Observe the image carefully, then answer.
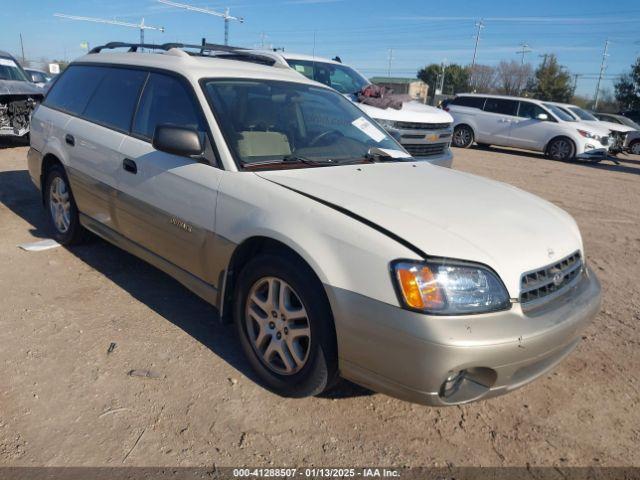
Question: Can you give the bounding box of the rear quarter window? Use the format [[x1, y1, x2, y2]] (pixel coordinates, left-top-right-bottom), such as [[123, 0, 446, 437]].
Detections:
[[452, 96, 486, 109]]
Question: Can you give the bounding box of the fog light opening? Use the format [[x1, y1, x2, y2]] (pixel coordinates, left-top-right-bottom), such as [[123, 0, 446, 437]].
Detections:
[[441, 370, 466, 398]]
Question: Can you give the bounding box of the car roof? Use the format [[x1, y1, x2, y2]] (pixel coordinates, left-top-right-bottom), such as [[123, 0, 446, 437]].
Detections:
[[456, 93, 547, 103], [0, 50, 16, 60], [74, 49, 325, 87], [280, 52, 342, 65]]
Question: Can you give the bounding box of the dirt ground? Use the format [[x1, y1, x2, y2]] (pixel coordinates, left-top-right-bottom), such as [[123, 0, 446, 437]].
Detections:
[[0, 139, 639, 468]]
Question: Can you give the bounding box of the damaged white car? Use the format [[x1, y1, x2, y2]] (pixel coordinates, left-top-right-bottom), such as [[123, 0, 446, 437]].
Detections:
[[0, 50, 43, 139]]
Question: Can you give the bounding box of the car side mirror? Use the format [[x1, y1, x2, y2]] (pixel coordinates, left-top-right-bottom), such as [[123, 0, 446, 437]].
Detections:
[[536, 113, 549, 121], [152, 125, 204, 159]]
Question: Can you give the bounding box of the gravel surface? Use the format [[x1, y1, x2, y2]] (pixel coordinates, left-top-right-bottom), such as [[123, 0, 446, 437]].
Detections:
[[1, 142, 638, 467]]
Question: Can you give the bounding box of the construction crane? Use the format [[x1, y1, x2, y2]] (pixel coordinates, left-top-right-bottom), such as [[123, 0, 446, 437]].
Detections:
[[157, 0, 243, 46], [54, 14, 165, 46]]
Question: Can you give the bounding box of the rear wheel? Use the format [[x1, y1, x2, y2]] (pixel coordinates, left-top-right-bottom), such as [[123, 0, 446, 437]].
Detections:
[[547, 137, 576, 161], [452, 125, 474, 148], [44, 165, 87, 245], [234, 253, 338, 397]]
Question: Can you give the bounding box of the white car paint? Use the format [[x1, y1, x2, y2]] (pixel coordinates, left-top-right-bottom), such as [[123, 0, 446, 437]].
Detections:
[[448, 94, 611, 159]]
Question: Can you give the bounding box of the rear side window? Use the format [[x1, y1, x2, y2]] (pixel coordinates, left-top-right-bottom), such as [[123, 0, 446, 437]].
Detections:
[[43, 65, 105, 115], [82, 68, 148, 132], [132, 73, 206, 140], [452, 96, 486, 109], [484, 98, 518, 116]]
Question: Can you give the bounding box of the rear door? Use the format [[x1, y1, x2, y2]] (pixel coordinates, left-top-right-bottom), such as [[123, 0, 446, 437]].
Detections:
[[478, 98, 519, 145], [508, 101, 558, 151], [42, 65, 147, 229], [116, 72, 223, 283]]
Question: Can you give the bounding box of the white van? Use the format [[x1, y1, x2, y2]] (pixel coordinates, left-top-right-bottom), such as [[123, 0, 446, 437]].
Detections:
[[252, 51, 454, 168], [447, 94, 612, 161]]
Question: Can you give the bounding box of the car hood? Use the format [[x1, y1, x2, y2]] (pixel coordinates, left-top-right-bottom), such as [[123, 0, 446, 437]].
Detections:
[[586, 120, 636, 133], [572, 121, 611, 137], [256, 162, 583, 297], [352, 97, 453, 124], [0, 79, 43, 96]]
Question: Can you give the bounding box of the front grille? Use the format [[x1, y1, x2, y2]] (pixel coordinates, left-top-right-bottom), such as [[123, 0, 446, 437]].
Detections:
[[520, 251, 583, 308], [404, 142, 447, 157], [395, 121, 452, 131]]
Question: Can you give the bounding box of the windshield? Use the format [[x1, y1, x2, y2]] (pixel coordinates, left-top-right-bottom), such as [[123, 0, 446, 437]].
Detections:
[[569, 106, 598, 121], [543, 103, 576, 122], [203, 79, 404, 167], [619, 117, 640, 129], [285, 59, 370, 95], [0, 57, 29, 82]]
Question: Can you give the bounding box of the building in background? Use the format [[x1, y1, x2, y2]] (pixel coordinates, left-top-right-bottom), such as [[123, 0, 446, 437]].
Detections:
[[369, 77, 429, 103]]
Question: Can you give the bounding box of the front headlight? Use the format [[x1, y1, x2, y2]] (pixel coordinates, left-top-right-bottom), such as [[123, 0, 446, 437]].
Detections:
[[392, 259, 511, 315], [376, 119, 398, 130], [577, 129, 603, 142]]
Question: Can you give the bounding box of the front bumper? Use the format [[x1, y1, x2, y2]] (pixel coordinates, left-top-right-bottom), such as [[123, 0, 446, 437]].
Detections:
[[327, 267, 601, 406]]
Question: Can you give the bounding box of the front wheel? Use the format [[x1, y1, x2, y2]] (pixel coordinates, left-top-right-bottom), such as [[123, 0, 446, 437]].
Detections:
[[44, 165, 87, 245], [234, 253, 338, 398], [630, 140, 640, 156], [452, 125, 474, 148], [547, 137, 576, 161]]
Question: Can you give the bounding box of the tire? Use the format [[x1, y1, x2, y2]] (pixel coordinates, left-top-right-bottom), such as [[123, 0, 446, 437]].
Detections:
[[630, 140, 640, 156], [452, 125, 474, 148], [547, 137, 576, 161], [43, 164, 87, 245], [233, 253, 338, 398]]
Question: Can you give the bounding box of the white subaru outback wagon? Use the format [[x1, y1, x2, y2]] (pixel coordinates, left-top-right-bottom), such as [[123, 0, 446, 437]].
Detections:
[[27, 42, 601, 406]]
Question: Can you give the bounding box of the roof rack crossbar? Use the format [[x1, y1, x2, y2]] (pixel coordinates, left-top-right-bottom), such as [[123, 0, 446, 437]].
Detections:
[[88, 41, 284, 68]]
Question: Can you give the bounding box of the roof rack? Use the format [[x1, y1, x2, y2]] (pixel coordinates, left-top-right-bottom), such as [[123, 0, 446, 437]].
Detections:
[[88, 40, 288, 68]]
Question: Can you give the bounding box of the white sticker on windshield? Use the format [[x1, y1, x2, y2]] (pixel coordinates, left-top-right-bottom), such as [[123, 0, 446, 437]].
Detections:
[[352, 116, 386, 143], [0, 58, 18, 68]]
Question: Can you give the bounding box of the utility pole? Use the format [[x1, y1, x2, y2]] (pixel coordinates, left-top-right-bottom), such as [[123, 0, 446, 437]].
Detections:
[[573, 73, 580, 94], [439, 61, 446, 94], [19, 33, 25, 64], [387, 48, 394, 78], [259, 32, 267, 49], [539, 53, 549, 68], [54, 14, 164, 47], [594, 39, 610, 110], [471, 19, 484, 70], [516, 42, 532, 65], [157, 0, 243, 46]]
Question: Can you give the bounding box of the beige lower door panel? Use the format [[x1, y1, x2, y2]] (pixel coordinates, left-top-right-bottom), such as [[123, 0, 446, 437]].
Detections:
[[116, 136, 224, 285]]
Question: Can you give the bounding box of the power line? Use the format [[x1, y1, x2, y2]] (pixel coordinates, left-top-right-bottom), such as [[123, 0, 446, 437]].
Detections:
[[157, 0, 243, 46], [53, 13, 164, 46]]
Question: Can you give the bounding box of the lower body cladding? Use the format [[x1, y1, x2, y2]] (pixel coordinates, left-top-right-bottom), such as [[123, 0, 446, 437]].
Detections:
[[327, 267, 601, 406], [576, 147, 608, 161]]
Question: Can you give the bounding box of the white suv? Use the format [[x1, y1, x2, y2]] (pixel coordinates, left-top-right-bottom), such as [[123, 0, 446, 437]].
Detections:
[[27, 42, 601, 406], [249, 51, 454, 168], [447, 94, 612, 161]]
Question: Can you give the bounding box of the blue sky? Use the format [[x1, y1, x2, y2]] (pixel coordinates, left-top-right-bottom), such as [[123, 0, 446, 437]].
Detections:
[[2, 0, 640, 96]]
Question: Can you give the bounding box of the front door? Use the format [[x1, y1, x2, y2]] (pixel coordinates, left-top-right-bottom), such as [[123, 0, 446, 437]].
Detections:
[[509, 101, 557, 151], [115, 72, 223, 284]]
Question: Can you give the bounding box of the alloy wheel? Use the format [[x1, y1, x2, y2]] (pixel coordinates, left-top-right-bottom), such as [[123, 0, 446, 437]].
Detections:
[[49, 176, 71, 233], [549, 139, 572, 160], [245, 276, 311, 375], [453, 126, 472, 147], [631, 142, 640, 155]]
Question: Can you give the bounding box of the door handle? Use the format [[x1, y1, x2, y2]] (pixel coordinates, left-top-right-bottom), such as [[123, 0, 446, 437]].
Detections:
[[122, 158, 137, 174], [65, 134, 75, 146]]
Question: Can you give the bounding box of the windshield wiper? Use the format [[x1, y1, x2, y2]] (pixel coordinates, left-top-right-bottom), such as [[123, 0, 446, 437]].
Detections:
[[242, 154, 337, 170], [361, 147, 412, 163]]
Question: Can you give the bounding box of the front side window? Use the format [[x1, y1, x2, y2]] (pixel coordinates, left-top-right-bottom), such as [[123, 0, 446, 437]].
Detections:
[[518, 102, 549, 120], [0, 57, 29, 82], [286, 59, 369, 95], [483, 98, 518, 116], [83, 68, 148, 132], [133, 73, 206, 140], [203, 79, 403, 166], [569, 106, 598, 121]]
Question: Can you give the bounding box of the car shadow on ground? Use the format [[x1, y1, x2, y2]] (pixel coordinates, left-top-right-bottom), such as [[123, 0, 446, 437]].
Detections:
[[0, 168, 373, 401], [469, 145, 640, 176]]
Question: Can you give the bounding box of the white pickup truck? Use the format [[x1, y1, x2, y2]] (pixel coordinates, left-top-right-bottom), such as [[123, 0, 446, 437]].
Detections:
[[252, 51, 454, 168]]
